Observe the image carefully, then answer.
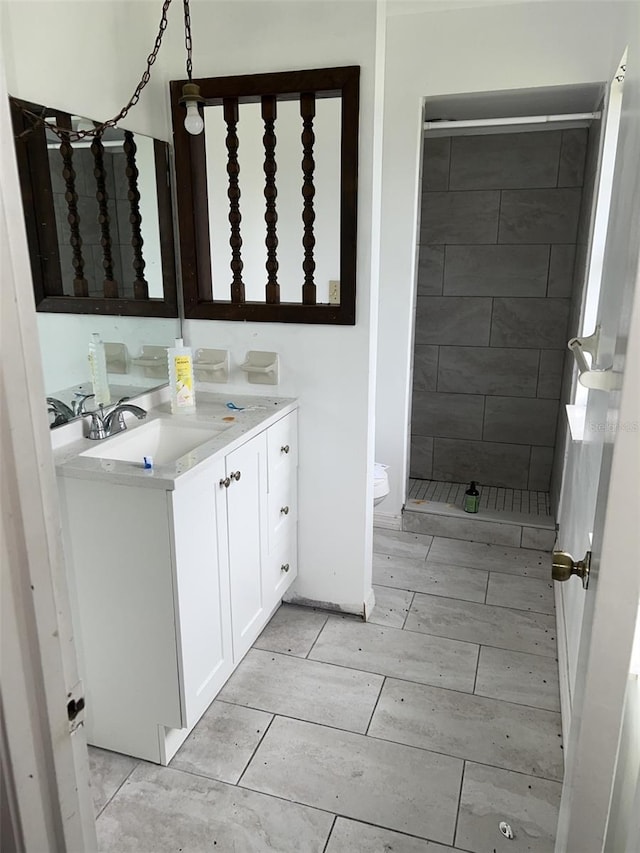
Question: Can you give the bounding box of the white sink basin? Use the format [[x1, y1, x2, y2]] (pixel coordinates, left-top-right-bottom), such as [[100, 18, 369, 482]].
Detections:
[[80, 419, 229, 466]]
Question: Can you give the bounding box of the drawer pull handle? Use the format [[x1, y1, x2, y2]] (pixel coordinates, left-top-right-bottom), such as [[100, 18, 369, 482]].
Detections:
[[230, 470, 242, 482], [219, 477, 231, 488], [281, 444, 290, 454], [280, 506, 290, 515], [281, 563, 290, 573]]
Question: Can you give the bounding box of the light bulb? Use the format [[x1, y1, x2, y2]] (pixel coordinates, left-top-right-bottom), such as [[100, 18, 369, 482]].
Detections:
[[184, 102, 204, 135]]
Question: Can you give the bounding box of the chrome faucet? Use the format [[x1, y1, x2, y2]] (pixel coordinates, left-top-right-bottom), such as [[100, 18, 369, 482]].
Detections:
[[73, 392, 96, 416], [47, 392, 96, 427], [84, 398, 147, 440], [47, 397, 75, 423]]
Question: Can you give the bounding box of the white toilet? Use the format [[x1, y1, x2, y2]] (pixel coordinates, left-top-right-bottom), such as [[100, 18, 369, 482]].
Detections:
[[373, 463, 390, 506]]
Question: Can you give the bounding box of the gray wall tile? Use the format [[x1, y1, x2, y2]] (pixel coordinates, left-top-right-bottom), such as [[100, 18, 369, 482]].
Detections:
[[557, 129, 588, 187], [412, 391, 484, 439], [583, 118, 602, 184], [415, 296, 492, 346], [438, 346, 539, 397], [528, 446, 554, 491], [449, 131, 561, 190], [421, 190, 500, 244], [444, 245, 550, 297], [537, 350, 566, 399], [498, 188, 582, 244], [576, 156, 598, 246], [412, 345, 438, 392], [490, 298, 570, 349], [548, 245, 576, 297], [433, 438, 531, 489], [422, 137, 450, 190], [410, 436, 433, 479], [483, 397, 559, 446], [412, 130, 585, 491], [417, 245, 444, 296]]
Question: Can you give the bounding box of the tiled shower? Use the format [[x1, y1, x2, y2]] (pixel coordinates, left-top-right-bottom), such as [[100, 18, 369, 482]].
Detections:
[[411, 128, 590, 500]]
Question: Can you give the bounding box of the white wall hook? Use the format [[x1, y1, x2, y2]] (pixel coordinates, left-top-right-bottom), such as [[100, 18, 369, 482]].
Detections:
[[240, 351, 279, 385], [568, 326, 622, 392], [193, 348, 229, 383]]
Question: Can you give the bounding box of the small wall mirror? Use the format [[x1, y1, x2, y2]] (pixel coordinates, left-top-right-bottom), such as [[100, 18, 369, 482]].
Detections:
[[9, 97, 181, 426], [171, 66, 359, 324]]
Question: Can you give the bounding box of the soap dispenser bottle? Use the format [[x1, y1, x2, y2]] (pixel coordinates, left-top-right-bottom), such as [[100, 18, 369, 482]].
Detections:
[[88, 332, 111, 406], [464, 481, 480, 513], [168, 338, 196, 414]]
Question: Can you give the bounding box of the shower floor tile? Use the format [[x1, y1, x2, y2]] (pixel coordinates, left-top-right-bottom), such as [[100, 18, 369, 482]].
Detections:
[[408, 478, 551, 516]]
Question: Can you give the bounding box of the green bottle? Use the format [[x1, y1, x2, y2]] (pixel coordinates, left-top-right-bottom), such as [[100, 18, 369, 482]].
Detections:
[[464, 481, 480, 513]]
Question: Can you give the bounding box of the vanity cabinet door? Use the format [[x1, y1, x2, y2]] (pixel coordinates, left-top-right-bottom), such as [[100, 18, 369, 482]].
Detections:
[[219, 432, 268, 663], [170, 458, 233, 729]]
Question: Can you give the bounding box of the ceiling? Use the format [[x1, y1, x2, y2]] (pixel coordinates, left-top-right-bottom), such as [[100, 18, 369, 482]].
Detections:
[[423, 82, 605, 121]]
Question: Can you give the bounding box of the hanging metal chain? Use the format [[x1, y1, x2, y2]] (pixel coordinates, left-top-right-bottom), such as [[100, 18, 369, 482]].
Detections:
[[183, 0, 193, 80], [16, 0, 176, 142]]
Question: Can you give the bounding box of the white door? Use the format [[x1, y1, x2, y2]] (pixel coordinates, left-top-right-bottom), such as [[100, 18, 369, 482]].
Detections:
[[554, 50, 640, 851], [0, 61, 97, 850]]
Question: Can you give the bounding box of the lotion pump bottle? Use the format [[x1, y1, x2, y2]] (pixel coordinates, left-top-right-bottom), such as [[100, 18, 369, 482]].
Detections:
[[168, 338, 196, 414], [464, 481, 480, 513], [88, 332, 111, 406]]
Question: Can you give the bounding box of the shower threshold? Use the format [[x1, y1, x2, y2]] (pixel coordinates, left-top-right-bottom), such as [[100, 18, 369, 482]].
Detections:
[[404, 479, 556, 550]]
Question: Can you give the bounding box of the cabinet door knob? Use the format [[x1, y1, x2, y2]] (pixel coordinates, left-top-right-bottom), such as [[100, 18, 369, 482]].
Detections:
[[280, 444, 290, 454], [230, 470, 242, 482], [219, 477, 231, 488], [281, 563, 290, 572], [280, 506, 289, 515]]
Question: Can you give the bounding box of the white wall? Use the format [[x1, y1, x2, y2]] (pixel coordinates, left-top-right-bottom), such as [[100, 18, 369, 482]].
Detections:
[[376, 0, 633, 519], [4, 0, 380, 614]]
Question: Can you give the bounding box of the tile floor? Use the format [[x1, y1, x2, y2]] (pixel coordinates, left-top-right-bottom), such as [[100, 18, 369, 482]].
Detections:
[[90, 529, 562, 852], [408, 479, 552, 517]]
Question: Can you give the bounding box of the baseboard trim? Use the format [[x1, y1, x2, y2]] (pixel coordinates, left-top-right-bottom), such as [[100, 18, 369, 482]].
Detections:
[[555, 581, 572, 766], [363, 587, 376, 622], [373, 511, 402, 530], [283, 591, 365, 619]]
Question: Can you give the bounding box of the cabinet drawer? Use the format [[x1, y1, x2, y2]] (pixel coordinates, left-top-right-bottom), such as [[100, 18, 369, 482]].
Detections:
[[268, 473, 297, 551], [267, 410, 298, 486], [265, 536, 298, 605]]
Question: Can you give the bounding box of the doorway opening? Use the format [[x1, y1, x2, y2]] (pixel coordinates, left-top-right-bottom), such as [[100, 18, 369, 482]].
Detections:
[[407, 83, 606, 547]]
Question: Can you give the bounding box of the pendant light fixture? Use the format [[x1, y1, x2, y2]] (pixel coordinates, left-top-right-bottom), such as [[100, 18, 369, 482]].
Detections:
[[14, 0, 202, 141], [178, 0, 205, 135]]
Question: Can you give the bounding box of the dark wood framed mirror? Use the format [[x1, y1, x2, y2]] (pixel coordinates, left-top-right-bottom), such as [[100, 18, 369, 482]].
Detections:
[[10, 97, 179, 317], [170, 66, 359, 325]]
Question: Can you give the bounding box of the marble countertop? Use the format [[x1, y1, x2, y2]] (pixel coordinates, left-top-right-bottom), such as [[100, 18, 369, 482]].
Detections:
[[54, 391, 297, 490]]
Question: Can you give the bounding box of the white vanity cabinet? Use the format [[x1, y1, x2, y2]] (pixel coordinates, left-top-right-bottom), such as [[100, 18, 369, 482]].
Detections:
[[57, 405, 297, 765]]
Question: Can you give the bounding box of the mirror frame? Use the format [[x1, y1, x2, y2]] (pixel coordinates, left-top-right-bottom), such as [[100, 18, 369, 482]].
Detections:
[[10, 96, 179, 318], [170, 66, 359, 325]]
